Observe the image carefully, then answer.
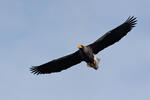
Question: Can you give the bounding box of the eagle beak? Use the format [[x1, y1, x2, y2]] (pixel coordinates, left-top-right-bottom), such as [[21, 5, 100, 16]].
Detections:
[[78, 45, 82, 49]]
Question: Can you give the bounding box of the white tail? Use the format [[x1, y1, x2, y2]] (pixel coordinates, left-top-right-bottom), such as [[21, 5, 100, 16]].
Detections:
[[95, 57, 100, 64]]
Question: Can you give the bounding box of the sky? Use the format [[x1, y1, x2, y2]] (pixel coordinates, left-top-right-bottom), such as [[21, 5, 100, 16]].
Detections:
[[0, 0, 150, 100]]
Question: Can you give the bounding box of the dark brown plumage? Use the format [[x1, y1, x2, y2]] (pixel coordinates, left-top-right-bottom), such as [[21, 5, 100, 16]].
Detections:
[[30, 16, 137, 75], [87, 16, 137, 54], [30, 51, 82, 74]]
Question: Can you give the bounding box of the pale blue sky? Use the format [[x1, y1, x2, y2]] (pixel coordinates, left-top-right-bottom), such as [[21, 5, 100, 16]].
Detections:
[[0, 0, 150, 100]]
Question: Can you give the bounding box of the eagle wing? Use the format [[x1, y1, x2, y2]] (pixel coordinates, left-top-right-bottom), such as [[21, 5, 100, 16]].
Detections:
[[30, 50, 82, 75], [87, 16, 137, 54]]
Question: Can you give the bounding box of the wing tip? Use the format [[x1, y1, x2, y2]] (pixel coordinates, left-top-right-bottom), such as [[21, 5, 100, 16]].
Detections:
[[30, 66, 41, 75], [125, 16, 137, 28]]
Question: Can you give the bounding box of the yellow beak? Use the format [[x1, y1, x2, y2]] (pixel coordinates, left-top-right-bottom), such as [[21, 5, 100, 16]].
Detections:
[[78, 45, 82, 49]]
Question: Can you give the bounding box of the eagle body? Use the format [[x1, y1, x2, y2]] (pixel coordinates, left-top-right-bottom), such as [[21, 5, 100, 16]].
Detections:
[[78, 45, 99, 70], [30, 16, 137, 75], [79, 46, 94, 63]]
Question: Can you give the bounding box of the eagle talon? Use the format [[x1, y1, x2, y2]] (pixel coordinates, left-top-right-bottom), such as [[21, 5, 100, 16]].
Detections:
[[90, 63, 95, 67]]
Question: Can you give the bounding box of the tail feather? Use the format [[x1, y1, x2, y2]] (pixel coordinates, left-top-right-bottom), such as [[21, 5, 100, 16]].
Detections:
[[95, 57, 100, 64]]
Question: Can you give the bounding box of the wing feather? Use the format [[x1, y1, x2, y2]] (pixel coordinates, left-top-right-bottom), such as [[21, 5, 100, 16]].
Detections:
[[30, 50, 82, 75], [88, 16, 137, 54]]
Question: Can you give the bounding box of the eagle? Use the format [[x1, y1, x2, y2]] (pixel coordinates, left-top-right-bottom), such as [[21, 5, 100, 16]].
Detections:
[[30, 16, 137, 75]]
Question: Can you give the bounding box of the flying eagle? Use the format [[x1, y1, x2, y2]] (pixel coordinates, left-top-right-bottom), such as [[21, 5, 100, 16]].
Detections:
[[30, 16, 137, 75]]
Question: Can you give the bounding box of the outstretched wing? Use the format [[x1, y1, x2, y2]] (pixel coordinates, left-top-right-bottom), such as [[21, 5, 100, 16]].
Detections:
[[30, 50, 82, 75], [88, 16, 137, 54]]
